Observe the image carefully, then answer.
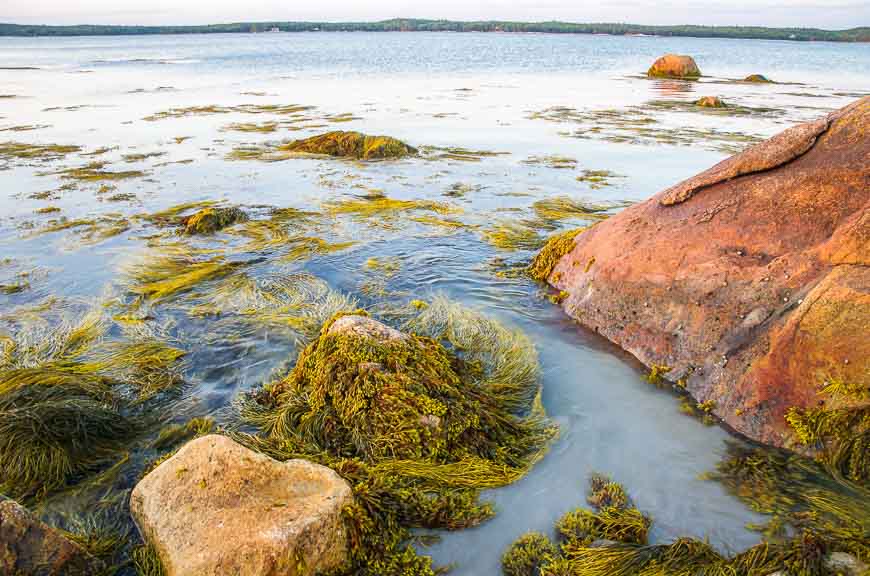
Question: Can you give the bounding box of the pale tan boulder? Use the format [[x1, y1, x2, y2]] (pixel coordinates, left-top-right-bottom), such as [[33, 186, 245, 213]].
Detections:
[[130, 434, 353, 576]]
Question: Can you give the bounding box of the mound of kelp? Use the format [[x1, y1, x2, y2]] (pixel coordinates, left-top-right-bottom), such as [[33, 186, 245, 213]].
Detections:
[[281, 130, 417, 160], [502, 444, 870, 576], [233, 296, 556, 575]]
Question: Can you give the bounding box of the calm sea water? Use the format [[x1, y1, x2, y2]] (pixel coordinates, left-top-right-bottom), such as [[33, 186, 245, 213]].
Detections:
[[1, 32, 868, 574]]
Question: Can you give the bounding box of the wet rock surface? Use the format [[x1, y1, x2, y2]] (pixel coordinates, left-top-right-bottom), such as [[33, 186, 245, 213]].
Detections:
[[546, 97, 870, 448], [0, 499, 102, 576], [131, 434, 353, 576]]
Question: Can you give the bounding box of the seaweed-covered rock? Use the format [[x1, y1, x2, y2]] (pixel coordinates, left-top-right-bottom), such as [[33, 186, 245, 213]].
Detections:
[[181, 206, 248, 235], [0, 499, 102, 575], [647, 54, 701, 79], [696, 96, 727, 108], [130, 434, 353, 576], [281, 131, 417, 160], [248, 305, 554, 573], [541, 97, 870, 450], [744, 74, 773, 83]]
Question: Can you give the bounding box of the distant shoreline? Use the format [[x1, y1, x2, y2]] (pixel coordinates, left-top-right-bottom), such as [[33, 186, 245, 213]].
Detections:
[[1, 19, 867, 42]]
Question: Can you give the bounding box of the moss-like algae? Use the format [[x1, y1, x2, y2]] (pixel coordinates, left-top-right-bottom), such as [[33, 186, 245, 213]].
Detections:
[[527, 228, 584, 282], [181, 207, 249, 235], [282, 131, 417, 160]]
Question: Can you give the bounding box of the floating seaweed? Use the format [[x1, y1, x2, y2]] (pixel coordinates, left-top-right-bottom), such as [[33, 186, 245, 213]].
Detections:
[[421, 145, 511, 162], [181, 207, 249, 235], [49, 161, 147, 182], [482, 221, 545, 251], [0, 302, 187, 499], [0, 141, 81, 162], [575, 169, 625, 190], [522, 155, 578, 170], [502, 446, 870, 576]]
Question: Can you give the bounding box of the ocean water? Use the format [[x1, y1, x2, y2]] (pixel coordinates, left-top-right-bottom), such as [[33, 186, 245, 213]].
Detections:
[[1, 31, 868, 574]]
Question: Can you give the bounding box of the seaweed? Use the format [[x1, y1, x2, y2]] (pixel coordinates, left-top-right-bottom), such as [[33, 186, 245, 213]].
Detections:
[[532, 197, 627, 223], [482, 221, 544, 251], [527, 228, 584, 282], [0, 141, 81, 161], [324, 194, 455, 219], [421, 146, 511, 162], [503, 446, 870, 576], [0, 304, 187, 498], [575, 170, 625, 190], [51, 161, 147, 182], [522, 155, 578, 170]]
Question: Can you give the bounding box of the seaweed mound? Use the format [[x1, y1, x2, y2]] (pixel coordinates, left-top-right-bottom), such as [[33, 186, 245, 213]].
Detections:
[[647, 54, 701, 79], [696, 96, 727, 108], [281, 131, 417, 160], [239, 302, 555, 574], [181, 207, 248, 235]]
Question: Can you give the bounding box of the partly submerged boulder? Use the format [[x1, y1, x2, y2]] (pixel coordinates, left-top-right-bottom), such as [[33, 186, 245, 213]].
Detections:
[[744, 74, 773, 83], [540, 97, 870, 450], [130, 434, 353, 576], [181, 206, 248, 235], [695, 96, 727, 108], [647, 54, 701, 79], [281, 131, 417, 160], [0, 499, 103, 575]]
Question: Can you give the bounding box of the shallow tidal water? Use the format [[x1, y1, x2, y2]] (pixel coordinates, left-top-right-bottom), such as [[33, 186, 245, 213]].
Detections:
[[1, 31, 868, 574]]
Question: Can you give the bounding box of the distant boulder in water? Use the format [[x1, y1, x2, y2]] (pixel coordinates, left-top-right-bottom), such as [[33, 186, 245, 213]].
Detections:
[[695, 96, 727, 108], [743, 74, 773, 83], [281, 130, 417, 160], [647, 54, 701, 79]]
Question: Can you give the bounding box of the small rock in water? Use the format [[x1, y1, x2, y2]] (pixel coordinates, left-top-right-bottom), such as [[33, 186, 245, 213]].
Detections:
[[131, 435, 353, 576], [0, 499, 103, 575], [696, 96, 727, 108]]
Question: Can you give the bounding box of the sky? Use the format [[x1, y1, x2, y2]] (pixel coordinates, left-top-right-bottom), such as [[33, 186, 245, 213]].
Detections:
[[1, 0, 867, 29]]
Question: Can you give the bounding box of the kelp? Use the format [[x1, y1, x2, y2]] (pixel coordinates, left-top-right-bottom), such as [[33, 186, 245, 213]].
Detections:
[[527, 105, 765, 154], [785, 381, 870, 483], [122, 152, 166, 163], [27, 215, 130, 245], [227, 207, 321, 252], [234, 301, 555, 574], [281, 131, 417, 160], [50, 161, 146, 182], [527, 228, 584, 282], [0, 303, 187, 499], [0, 141, 81, 162], [143, 103, 315, 121], [482, 221, 544, 251], [421, 146, 511, 162], [532, 197, 627, 223], [138, 200, 217, 228], [522, 155, 578, 169], [324, 193, 455, 220], [575, 169, 625, 190], [121, 243, 245, 305], [502, 446, 870, 576]]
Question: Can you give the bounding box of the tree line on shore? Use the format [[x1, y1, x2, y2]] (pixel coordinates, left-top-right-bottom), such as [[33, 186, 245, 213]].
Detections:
[[0, 19, 868, 41]]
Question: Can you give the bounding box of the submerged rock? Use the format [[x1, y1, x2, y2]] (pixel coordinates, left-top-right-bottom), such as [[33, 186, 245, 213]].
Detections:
[[131, 434, 353, 576], [181, 206, 248, 235], [540, 96, 870, 449], [0, 499, 102, 575], [647, 54, 701, 79], [695, 96, 727, 108], [744, 74, 773, 83], [281, 131, 417, 159]]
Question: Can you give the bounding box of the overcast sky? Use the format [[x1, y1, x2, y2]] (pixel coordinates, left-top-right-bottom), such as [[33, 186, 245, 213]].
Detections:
[[1, 0, 866, 29]]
